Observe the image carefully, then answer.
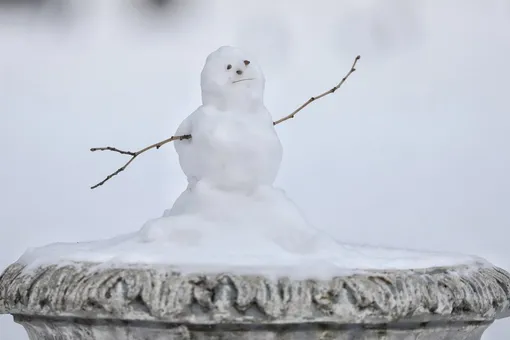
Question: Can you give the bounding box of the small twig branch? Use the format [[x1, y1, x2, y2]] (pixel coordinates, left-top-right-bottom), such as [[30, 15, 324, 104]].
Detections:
[[273, 55, 360, 126], [90, 146, 136, 156], [90, 134, 191, 189], [90, 55, 360, 189]]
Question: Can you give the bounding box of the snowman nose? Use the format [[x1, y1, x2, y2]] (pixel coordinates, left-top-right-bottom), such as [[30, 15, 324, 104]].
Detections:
[[236, 69, 243, 75]]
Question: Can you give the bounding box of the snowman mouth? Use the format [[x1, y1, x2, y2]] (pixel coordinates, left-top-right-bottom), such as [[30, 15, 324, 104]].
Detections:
[[232, 78, 255, 84]]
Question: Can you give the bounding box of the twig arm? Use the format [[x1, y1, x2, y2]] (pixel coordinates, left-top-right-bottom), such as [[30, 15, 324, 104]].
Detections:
[[273, 55, 360, 126], [89, 134, 191, 189]]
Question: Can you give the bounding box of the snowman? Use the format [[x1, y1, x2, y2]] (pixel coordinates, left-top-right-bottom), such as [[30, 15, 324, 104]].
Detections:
[[139, 46, 338, 255], [174, 45, 283, 192]]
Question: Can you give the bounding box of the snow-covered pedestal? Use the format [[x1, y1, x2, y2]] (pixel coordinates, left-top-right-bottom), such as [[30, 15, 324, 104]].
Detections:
[[1, 258, 510, 340], [2, 46, 510, 339]]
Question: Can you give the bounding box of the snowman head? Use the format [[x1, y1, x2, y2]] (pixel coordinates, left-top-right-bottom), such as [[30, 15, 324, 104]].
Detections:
[[200, 46, 265, 111]]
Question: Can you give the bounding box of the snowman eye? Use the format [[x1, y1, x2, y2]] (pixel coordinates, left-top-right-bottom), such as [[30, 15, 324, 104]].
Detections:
[[226, 64, 232, 70]]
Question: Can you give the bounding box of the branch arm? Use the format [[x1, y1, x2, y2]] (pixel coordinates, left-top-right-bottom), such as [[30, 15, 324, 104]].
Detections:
[[273, 55, 360, 126], [90, 134, 191, 189]]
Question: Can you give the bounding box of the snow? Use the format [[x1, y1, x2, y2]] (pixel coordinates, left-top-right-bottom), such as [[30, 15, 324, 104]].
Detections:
[[17, 211, 489, 280], [16, 176, 489, 279], [14, 46, 491, 280]]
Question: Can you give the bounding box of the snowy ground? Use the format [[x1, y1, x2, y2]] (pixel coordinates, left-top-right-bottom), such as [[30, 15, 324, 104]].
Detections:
[[1, 0, 510, 339]]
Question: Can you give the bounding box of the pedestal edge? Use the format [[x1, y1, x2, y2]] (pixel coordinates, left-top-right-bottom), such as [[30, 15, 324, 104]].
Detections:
[[1, 261, 510, 325]]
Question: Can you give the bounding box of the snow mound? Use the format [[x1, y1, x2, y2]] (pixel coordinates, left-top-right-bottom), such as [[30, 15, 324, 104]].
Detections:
[[17, 184, 489, 279]]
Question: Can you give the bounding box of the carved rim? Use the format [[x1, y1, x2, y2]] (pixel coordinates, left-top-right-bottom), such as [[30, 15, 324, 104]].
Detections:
[[1, 261, 510, 325]]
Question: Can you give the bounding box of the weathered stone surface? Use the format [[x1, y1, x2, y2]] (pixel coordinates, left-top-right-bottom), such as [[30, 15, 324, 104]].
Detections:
[[1, 261, 510, 339]]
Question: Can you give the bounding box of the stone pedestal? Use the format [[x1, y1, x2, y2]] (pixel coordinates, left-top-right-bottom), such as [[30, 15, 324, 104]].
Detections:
[[1, 261, 510, 339]]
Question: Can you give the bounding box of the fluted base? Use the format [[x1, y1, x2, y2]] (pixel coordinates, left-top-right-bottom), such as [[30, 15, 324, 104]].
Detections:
[[15, 315, 490, 340]]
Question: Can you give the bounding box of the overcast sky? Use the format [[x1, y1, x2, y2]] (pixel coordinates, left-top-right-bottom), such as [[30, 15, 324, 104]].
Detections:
[[1, 0, 510, 339]]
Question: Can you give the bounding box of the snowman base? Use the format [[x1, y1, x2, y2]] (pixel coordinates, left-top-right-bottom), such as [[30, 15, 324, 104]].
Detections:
[[137, 183, 341, 257]]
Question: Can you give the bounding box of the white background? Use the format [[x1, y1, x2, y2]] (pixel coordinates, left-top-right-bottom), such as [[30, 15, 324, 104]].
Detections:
[[1, 0, 509, 338]]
